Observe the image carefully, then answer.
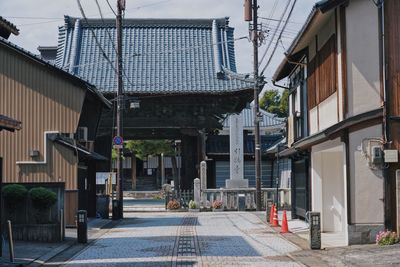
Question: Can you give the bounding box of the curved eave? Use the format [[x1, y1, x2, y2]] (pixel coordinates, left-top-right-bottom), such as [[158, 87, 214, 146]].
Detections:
[[273, 0, 347, 82]]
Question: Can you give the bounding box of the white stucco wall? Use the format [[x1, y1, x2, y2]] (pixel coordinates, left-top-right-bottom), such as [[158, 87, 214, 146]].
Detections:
[[311, 138, 347, 234], [318, 92, 339, 131], [349, 124, 384, 224], [345, 0, 381, 117], [309, 107, 318, 135]]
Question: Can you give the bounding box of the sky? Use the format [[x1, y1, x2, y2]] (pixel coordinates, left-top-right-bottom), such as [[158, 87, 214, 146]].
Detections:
[[1, 0, 316, 88]]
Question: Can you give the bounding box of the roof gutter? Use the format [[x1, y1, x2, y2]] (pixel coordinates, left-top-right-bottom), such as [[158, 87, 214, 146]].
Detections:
[[278, 107, 383, 157]]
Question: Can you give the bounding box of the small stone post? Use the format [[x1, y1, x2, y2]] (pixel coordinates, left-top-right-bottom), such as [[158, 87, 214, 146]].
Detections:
[[309, 212, 321, 250], [200, 161, 207, 205], [194, 178, 201, 208]]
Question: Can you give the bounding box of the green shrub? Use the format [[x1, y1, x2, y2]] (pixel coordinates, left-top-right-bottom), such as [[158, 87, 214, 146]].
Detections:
[[2, 184, 28, 203], [189, 200, 197, 209], [29, 187, 57, 210]]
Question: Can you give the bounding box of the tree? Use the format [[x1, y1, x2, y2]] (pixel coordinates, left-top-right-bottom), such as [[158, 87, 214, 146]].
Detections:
[[259, 89, 289, 117], [123, 140, 178, 188]]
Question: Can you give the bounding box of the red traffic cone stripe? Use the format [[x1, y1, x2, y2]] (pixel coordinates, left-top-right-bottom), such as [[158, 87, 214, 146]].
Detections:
[[280, 210, 290, 233], [269, 204, 275, 225], [271, 205, 279, 227]]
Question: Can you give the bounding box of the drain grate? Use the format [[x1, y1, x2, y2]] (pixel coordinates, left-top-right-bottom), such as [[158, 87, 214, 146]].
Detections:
[[173, 216, 200, 267]]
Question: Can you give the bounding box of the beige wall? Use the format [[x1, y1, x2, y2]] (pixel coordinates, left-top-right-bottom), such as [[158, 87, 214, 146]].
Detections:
[[0, 44, 85, 189], [345, 0, 381, 117], [349, 124, 384, 224]]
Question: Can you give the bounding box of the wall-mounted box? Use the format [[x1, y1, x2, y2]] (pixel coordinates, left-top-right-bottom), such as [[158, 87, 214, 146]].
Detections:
[[384, 149, 398, 163]]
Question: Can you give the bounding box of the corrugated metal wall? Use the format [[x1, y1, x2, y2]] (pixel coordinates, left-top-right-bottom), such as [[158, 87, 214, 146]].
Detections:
[[0, 45, 85, 189]]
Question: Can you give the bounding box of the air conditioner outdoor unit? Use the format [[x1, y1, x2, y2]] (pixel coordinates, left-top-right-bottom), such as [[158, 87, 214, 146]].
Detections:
[[77, 127, 88, 142]]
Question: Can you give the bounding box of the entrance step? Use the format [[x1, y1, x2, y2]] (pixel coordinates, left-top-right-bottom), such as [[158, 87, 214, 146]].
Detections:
[[124, 190, 163, 199], [123, 198, 166, 212]]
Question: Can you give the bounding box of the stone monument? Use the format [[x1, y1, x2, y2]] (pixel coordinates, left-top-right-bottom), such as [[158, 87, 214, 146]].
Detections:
[[226, 113, 248, 188]]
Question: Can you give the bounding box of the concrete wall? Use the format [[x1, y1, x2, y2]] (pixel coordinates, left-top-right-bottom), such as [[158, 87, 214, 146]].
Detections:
[[345, 0, 381, 117], [348, 124, 384, 224]]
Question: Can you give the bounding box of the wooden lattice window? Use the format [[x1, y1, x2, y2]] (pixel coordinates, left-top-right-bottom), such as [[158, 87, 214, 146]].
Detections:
[[318, 35, 337, 102], [306, 34, 337, 109]]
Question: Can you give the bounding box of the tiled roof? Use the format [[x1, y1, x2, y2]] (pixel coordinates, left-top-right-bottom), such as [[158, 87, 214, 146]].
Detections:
[[55, 16, 253, 94], [222, 107, 285, 129], [0, 16, 19, 37]]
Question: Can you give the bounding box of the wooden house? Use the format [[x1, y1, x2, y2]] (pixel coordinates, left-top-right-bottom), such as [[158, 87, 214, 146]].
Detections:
[[272, 0, 400, 246], [0, 34, 110, 226]]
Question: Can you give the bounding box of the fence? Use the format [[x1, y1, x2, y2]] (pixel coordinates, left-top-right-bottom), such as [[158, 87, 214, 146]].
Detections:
[[165, 190, 193, 209], [201, 188, 291, 211]]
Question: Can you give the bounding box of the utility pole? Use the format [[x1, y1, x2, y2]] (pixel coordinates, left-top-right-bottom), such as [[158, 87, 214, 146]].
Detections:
[[115, 0, 125, 220], [247, 0, 262, 211], [244, 0, 262, 211]]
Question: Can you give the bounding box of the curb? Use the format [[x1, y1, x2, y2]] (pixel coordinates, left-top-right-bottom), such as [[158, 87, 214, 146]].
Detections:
[[26, 220, 119, 267]]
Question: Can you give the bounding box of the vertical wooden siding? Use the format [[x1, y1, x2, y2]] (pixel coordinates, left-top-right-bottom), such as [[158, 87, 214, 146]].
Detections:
[[307, 34, 338, 111], [0, 44, 85, 189]]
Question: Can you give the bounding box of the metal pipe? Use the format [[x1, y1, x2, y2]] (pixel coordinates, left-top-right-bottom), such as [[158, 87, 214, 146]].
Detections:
[[7, 220, 14, 262]]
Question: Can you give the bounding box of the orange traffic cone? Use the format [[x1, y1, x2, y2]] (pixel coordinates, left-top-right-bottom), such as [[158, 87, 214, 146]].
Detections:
[[269, 204, 275, 225], [280, 210, 290, 233], [271, 205, 279, 227]]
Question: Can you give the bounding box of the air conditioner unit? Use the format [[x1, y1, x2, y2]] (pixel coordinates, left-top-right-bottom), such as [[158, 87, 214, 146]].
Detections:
[[77, 127, 88, 142]]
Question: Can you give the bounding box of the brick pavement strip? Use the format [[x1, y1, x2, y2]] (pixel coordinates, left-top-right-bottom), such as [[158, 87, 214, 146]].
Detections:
[[62, 212, 302, 267]]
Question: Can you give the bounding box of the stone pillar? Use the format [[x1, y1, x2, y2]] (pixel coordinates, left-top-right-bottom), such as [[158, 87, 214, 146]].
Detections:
[[161, 153, 165, 185], [200, 161, 207, 206], [200, 161, 207, 190], [194, 178, 201, 206], [226, 113, 248, 188], [131, 154, 136, 190]]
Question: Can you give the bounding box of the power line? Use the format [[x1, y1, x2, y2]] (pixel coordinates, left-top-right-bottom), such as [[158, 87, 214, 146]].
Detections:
[[258, 0, 292, 67], [64, 35, 249, 70], [261, 0, 298, 75], [105, 0, 117, 16], [76, 0, 118, 80], [259, 16, 302, 25]]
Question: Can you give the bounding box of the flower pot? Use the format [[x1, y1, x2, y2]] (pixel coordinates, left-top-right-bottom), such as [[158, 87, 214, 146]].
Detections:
[[188, 208, 200, 212], [212, 208, 224, 212]]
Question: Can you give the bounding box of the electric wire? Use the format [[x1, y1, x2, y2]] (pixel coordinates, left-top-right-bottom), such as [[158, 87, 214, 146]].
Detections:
[[258, 0, 291, 67], [64, 35, 249, 70], [261, 0, 298, 76], [105, 0, 117, 16]]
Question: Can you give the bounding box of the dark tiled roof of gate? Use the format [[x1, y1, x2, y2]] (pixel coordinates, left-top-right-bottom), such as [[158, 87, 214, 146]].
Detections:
[[55, 16, 253, 94]]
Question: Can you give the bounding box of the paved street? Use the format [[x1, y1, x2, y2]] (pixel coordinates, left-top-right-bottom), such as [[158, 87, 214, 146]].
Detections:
[[61, 212, 301, 267]]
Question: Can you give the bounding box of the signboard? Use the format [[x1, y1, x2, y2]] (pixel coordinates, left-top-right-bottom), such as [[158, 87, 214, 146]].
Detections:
[[113, 136, 123, 146]]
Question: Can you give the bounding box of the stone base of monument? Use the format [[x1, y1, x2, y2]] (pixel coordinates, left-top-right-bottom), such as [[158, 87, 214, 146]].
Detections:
[[225, 179, 249, 189]]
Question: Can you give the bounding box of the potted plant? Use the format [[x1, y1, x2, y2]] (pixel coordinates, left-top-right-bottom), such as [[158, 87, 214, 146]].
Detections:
[[167, 199, 180, 211], [212, 199, 224, 211], [188, 200, 200, 212]]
